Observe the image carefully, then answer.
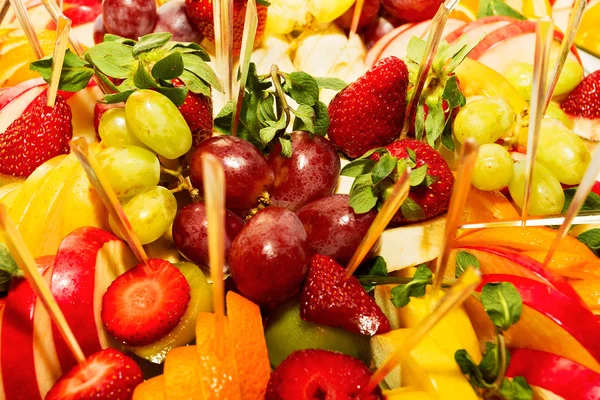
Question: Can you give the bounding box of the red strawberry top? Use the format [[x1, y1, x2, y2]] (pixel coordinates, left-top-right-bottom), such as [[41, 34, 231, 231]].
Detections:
[[561, 70, 600, 119]]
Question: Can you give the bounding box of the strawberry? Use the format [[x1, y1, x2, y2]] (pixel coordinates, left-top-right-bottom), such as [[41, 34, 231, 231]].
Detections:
[[327, 56, 408, 159], [173, 78, 213, 146], [185, 0, 268, 57], [266, 349, 383, 400], [300, 254, 390, 336], [101, 258, 191, 346], [0, 92, 72, 177], [561, 70, 600, 141], [46, 348, 143, 400]]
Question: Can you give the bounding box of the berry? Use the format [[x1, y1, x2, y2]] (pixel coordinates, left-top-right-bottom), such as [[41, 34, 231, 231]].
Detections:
[[381, 0, 442, 21], [46, 348, 143, 400], [561, 69, 600, 119], [300, 255, 390, 336], [0, 92, 72, 177], [327, 56, 408, 159], [102, 0, 157, 40], [266, 349, 383, 400], [101, 258, 191, 346], [154, 0, 204, 43], [172, 78, 213, 146]]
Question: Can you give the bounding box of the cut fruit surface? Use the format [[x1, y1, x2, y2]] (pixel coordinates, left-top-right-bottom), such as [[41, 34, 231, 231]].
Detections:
[[523, 250, 600, 280], [569, 280, 600, 315], [462, 188, 518, 223], [164, 346, 202, 400], [133, 375, 165, 400]]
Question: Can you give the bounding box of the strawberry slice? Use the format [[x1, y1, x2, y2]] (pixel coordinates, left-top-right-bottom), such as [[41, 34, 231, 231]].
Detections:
[[561, 70, 600, 141], [101, 258, 191, 346], [46, 348, 143, 400], [300, 254, 390, 336], [266, 349, 383, 400], [0, 92, 72, 177]]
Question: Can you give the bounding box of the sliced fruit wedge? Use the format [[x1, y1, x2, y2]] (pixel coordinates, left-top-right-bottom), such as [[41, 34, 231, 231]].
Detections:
[[523, 250, 600, 280], [164, 346, 202, 400], [568, 280, 600, 315], [133, 375, 165, 400]]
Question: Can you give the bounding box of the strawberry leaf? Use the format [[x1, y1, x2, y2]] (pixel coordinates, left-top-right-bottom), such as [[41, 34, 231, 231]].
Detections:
[[283, 71, 319, 106], [157, 86, 188, 107], [349, 174, 378, 214], [314, 77, 348, 91], [442, 76, 466, 109], [167, 42, 210, 61], [179, 70, 210, 96], [103, 34, 136, 45], [415, 103, 426, 141], [372, 154, 398, 185], [407, 148, 417, 164], [134, 62, 159, 89], [400, 197, 426, 221], [85, 41, 135, 79], [102, 90, 135, 104], [409, 164, 428, 186], [94, 69, 120, 92], [341, 159, 375, 177], [256, 0, 270, 5], [151, 52, 184, 80], [445, 37, 480, 73], [258, 93, 277, 126], [214, 100, 235, 134], [182, 54, 223, 92], [406, 36, 426, 64], [30, 50, 94, 92], [477, 0, 526, 20], [133, 32, 172, 56], [279, 137, 293, 158], [425, 100, 445, 147]]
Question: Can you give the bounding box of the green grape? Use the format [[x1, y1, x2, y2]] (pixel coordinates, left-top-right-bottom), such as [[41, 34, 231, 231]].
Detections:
[[97, 146, 160, 198], [505, 62, 533, 100], [553, 58, 584, 97], [508, 160, 565, 216], [125, 90, 192, 160], [545, 102, 575, 129], [471, 143, 514, 191], [453, 97, 516, 144], [98, 108, 148, 148], [110, 186, 178, 245], [505, 59, 583, 100], [535, 119, 591, 185]]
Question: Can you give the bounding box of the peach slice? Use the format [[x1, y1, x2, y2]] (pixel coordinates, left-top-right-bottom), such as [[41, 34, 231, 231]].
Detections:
[[133, 375, 165, 400], [523, 250, 600, 280], [568, 280, 600, 315], [462, 188, 519, 223]]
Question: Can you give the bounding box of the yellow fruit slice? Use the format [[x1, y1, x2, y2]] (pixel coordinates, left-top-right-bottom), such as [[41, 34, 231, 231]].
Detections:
[[450, 0, 478, 22], [0, 181, 22, 202], [164, 347, 203, 400], [0, 36, 55, 85], [133, 375, 165, 400], [576, 1, 600, 57], [384, 388, 436, 400]]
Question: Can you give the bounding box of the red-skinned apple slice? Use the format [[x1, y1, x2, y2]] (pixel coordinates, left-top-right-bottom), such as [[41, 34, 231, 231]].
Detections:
[[0, 77, 46, 110], [1, 256, 54, 400], [454, 245, 581, 301], [506, 348, 600, 400], [51, 227, 136, 372], [465, 274, 600, 373], [0, 85, 47, 134], [365, 22, 415, 68], [444, 16, 515, 44]]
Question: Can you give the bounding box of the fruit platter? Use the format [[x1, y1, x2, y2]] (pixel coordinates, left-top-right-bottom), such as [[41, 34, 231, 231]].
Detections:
[[2, 0, 600, 398]]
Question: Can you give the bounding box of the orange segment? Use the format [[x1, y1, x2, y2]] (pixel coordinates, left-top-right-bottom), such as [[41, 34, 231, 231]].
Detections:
[[456, 227, 595, 256], [462, 188, 519, 223], [164, 347, 203, 400], [523, 251, 600, 280], [195, 313, 242, 399], [226, 292, 271, 400], [569, 280, 600, 315], [133, 375, 165, 400]]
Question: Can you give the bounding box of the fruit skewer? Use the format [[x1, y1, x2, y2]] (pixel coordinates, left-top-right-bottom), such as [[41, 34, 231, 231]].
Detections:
[[213, 0, 234, 101], [6, 0, 44, 59], [0, 0, 9, 25], [46, 15, 69, 108], [38, 0, 86, 59]]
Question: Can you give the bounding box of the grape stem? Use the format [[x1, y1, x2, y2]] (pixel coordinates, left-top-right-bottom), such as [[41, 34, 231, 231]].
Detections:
[[270, 64, 291, 130], [161, 166, 200, 200]]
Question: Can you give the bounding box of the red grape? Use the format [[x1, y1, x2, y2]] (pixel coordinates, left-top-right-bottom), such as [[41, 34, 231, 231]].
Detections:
[[380, 0, 442, 21], [229, 207, 310, 305], [362, 16, 399, 50], [102, 0, 157, 40], [154, 0, 203, 43], [172, 202, 245, 269], [336, 0, 380, 30], [296, 194, 378, 265], [93, 14, 106, 44], [268, 132, 340, 211], [190, 136, 274, 214]]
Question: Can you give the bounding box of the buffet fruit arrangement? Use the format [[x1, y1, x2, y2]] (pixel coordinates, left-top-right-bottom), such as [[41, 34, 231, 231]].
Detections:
[[1, 0, 600, 398]]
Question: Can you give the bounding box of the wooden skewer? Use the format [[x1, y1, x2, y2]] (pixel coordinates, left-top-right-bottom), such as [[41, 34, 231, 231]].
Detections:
[[202, 153, 227, 360], [543, 150, 600, 266], [7, 0, 44, 59], [430, 139, 478, 296], [39, 0, 86, 57], [399, 0, 459, 139], [213, 0, 234, 102], [69, 138, 149, 264], [460, 212, 600, 229], [47, 15, 70, 108], [0, 0, 10, 26], [349, 0, 365, 37], [366, 266, 482, 392], [521, 17, 554, 226], [0, 205, 87, 365], [543, 0, 586, 113], [345, 168, 411, 279], [231, 0, 258, 137]]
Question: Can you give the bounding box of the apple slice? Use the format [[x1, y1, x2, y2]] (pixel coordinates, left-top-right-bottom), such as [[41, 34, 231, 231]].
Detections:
[[506, 349, 600, 400], [1, 256, 54, 400], [365, 22, 415, 68], [444, 16, 515, 44], [0, 85, 47, 134], [51, 227, 137, 372], [0, 77, 46, 110], [465, 274, 600, 373]]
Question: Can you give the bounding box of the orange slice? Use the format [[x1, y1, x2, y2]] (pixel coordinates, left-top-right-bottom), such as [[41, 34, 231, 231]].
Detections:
[[462, 188, 519, 223], [195, 313, 242, 399], [226, 292, 271, 400], [523, 250, 600, 280], [569, 280, 600, 315], [164, 347, 203, 400], [133, 375, 165, 400]]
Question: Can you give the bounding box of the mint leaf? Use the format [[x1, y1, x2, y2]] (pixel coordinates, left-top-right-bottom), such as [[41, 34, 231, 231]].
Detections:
[[360, 256, 388, 292], [341, 159, 375, 177], [400, 197, 426, 221], [134, 62, 158, 89], [390, 264, 432, 308], [577, 229, 600, 256], [0, 243, 21, 292], [103, 34, 136, 45], [410, 165, 428, 186], [284, 71, 319, 106], [442, 76, 466, 109], [372, 154, 398, 185], [30, 50, 94, 92], [479, 341, 503, 384], [103, 90, 135, 103], [455, 349, 480, 377], [312, 101, 330, 135], [157, 85, 188, 107], [456, 251, 480, 278], [152, 52, 184, 80], [499, 377, 533, 400], [349, 174, 378, 214], [85, 41, 135, 79], [179, 70, 210, 96], [133, 32, 172, 56], [314, 77, 347, 90], [481, 282, 522, 331], [258, 93, 277, 126], [182, 54, 223, 92], [279, 137, 293, 158], [259, 114, 286, 143], [478, 0, 526, 20], [292, 104, 316, 133], [562, 188, 600, 213]]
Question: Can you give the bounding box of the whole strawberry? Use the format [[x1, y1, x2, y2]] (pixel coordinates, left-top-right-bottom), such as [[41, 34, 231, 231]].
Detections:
[[327, 56, 408, 159], [561, 69, 600, 141], [300, 254, 390, 336], [342, 139, 453, 226], [185, 0, 268, 57], [0, 92, 72, 177], [173, 78, 213, 146]]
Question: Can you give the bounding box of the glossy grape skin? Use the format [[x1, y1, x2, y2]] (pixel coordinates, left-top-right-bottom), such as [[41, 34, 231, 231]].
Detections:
[[545, 103, 575, 130], [508, 160, 565, 216], [265, 298, 370, 367], [268, 132, 341, 211], [93, 14, 106, 44], [172, 203, 245, 269], [153, 0, 203, 42], [125, 90, 192, 160], [296, 194, 377, 265], [505, 59, 584, 100], [380, 0, 442, 21], [98, 145, 160, 198], [102, 0, 157, 40], [229, 207, 310, 305], [110, 186, 178, 244], [99, 108, 148, 148], [190, 136, 274, 213], [453, 97, 516, 144], [471, 144, 514, 191]]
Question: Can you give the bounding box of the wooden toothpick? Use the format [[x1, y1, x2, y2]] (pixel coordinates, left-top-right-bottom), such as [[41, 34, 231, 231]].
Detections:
[[213, 0, 234, 101], [0, 0, 10, 26], [7, 0, 44, 59], [349, 0, 365, 37], [47, 15, 70, 108], [40, 0, 86, 57], [460, 212, 600, 229]]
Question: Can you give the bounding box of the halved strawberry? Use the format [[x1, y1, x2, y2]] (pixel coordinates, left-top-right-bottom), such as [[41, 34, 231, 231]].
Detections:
[[46, 348, 143, 400], [300, 254, 390, 336], [0, 92, 72, 177], [101, 258, 191, 346], [172, 78, 213, 146], [561, 69, 600, 141]]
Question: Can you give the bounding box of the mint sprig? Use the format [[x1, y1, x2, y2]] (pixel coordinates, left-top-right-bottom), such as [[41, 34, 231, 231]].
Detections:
[[0, 243, 23, 293]]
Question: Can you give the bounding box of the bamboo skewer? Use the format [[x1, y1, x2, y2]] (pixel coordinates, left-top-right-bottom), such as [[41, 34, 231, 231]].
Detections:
[[7, 0, 44, 59], [0, 0, 10, 26], [46, 15, 70, 108], [349, 0, 365, 37], [213, 0, 234, 102]]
